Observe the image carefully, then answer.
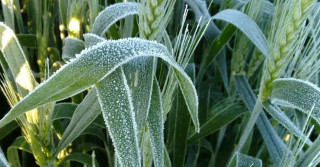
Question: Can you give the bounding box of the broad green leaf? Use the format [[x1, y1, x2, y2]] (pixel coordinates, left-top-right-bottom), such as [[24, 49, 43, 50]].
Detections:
[[211, 9, 267, 56], [96, 68, 140, 167], [16, 34, 37, 48], [188, 102, 246, 143], [0, 38, 199, 132], [56, 88, 101, 155], [0, 147, 9, 167], [234, 75, 286, 165], [229, 152, 262, 167], [92, 2, 138, 36], [270, 78, 320, 125], [0, 22, 37, 96], [146, 79, 164, 167], [263, 100, 313, 146], [60, 153, 99, 167], [62, 37, 85, 62], [0, 120, 18, 140]]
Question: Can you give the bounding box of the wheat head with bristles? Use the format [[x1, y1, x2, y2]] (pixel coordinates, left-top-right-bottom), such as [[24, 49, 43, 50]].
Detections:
[[259, 0, 316, 101]]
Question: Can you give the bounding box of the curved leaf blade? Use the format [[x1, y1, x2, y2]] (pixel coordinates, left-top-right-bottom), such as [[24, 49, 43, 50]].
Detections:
[[211, 9, 267, 56], [62, 37, 84, 62], [92, 2, 138, 36], [60, 153, 99, 167], [271, 78, 320, 124], [0, 38, 198, 132]]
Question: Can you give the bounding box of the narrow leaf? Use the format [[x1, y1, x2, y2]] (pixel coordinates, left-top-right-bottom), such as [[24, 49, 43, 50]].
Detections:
[[271, 78, 320, 125], [234, 75, 286, 165], [16, 34, 37, 48], [56, 88, 101, 155], [96, 68, 140, 167], [0, 22, 37, 96], [0, 147, 9, 167], [92, 2, 138, 36], [188, 103, 246, 143], [146, 79, 164, 167], [263, 100, 313, 146]]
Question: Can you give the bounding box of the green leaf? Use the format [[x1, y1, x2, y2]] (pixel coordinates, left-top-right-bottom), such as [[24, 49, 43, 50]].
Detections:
[[0, 147, 9, 167], [295, 135, 320, 167], [16, 34, 37, 48], [56, 88, 101, 155], [234, 75, 286, 165], [173, 89, 191, 167], [62, 37, 85, 62], [263, 100, 313, 146], [0, 120, 19, 140], [271, 78, 320, 124], [0, 22, 37, 96], [146, 79, 164, 167], [83, 33, 104, 48], [96, 68, 140, 167], [188, 102, 246, 143], [211, 9, 267, 56], [60, 152, 99, 167], [92, 2, 138, 36], [7, 136, 32, 167], [229, 152, 262, 167], [0, 38, 199, 132]]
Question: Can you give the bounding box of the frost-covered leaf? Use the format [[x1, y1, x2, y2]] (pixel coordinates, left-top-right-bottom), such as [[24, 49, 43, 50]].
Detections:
[[271, 78, 320, 125], [62, 37, 85, 62], [96, 68, 140, 167], [0, 22, 37, 96], [56, 88, 101, 155], [0, 147, 9, 167], [146, 79, 164, 167], [263, 100, 313, 146], [123, 57, 154, 133], [211, 9, 267, 56], [229, 152, 262, 167], [83, 33, 104, 48], [0, 38, 199, 133], [92, 2, 138, 36]]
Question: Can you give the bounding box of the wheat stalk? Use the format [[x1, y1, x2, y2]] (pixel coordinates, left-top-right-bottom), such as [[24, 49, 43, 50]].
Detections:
[[259, 0, 316, 101]]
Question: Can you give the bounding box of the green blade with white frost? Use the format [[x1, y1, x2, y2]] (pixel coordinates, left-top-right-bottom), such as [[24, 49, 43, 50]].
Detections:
[[0, 37, 199, 135], [96, 67, 140, 167], [146, 79, 164, 167]]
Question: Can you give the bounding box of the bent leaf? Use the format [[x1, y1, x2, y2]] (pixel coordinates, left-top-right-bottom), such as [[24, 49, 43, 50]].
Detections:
[[211, 9, 267, 56], [92, 2, 138, 36], [229, 152, 262, 167], [271, 78, 320, 124], [62, 37, 84, 62], [0, 38, 199, 133]]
